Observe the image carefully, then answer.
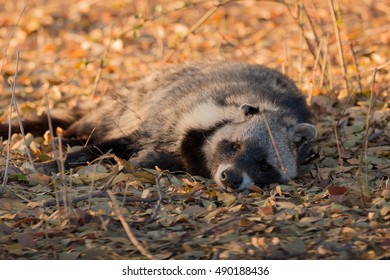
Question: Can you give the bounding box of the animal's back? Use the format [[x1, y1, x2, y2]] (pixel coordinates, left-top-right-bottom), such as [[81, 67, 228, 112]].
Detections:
[[67, 62, 310, 144]]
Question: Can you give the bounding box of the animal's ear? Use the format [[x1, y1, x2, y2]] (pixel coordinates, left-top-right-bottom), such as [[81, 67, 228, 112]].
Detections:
[[240, 104, 259, 116], [292, 123, 317, 146]]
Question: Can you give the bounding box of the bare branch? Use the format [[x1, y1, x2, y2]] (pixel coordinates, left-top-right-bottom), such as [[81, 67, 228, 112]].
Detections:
[[328, 0, 349, 93]]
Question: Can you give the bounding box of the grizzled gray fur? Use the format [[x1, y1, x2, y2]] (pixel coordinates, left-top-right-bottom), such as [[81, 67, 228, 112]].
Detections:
[[1, 62, 317, 191]]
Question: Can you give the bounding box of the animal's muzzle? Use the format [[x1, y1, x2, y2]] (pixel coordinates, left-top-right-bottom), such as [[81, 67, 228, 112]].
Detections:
[[219, 167, 243, 190]]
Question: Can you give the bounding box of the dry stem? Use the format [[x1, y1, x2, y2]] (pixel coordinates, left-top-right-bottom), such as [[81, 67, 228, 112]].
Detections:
[[6, 51, 37, 173], [333, 124, 343, 168], [0, 3, 26, 74], [1, 51, 20, 193], [261, 111, 289, 180], [1, 90, 14, 194], [162, 0, 235, 62], [146, 172, 164, 223], [328, 0, 349, 94], [349, 41, 363, 94], [356, 68, 378, 208]]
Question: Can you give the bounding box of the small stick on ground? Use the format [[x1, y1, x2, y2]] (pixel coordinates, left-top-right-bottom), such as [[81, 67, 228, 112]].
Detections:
[[42, 191, 161, 207], [107, 190, 157, 260]]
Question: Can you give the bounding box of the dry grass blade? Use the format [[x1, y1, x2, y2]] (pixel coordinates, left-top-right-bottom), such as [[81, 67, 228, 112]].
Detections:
[[349, 41, 363, 94], [107, 190, 157, 260], [261, 111, 288, 179], [1, 51, 21, 193], [163, 0, 236, 62], [0, 2, 26, 74], [356, 68, 378, 208], [146, 172, 164, 223], [1, 90, 14, 194], [328, 0, 349, 94]]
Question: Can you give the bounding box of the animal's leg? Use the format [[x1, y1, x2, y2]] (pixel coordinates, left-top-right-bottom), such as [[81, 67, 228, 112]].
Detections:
[[36, 136, 139, 174], [130, 148, 183, 171]]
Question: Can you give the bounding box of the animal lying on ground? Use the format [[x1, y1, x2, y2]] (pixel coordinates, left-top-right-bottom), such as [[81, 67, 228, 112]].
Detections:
[[0, 62, 317, 192]]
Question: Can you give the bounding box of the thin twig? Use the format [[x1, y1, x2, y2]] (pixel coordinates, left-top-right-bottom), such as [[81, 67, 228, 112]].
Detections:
[[87, 155, 111, 210], [162, 0, 235, 62], [326, 42, 334, 91], [45, 92, 62, 174], [349, 41, 363, 94], [333, 124, 343, 168], [328, 0, 349, 94], [6, 52, 36, 172], [280, 0, 318, 62], [261, 112, 289, 179], [1, 51, 21, 194], [309, 36, 325, 104], [57, 135, 70, 219], [90, 36, 112, 98], [282, 40, 288, 75], [302, 4, 320, 48], [319, 35, 329, 91], [280, 0, 332, 87], [146, 172, 165, 223], [0, 2, 26, 74], [45, 92, 64, 223], [1, 91, 14, 194], [298, 0, 304, 88], [356, 69, 378, 208], [370, 60, 390, 72], [42, 189, 164, 207], [335, 86, 359, 128], [11, 97, 37, 172], [107, 190, 157, 260], [116, 0, 214, 40]]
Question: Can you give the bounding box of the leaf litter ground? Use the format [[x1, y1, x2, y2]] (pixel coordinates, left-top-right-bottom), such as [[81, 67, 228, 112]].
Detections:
[[0, 0, 389, 259]]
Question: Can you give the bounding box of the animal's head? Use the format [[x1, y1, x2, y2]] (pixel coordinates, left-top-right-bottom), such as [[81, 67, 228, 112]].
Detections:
[[202, 104, 317, 192]]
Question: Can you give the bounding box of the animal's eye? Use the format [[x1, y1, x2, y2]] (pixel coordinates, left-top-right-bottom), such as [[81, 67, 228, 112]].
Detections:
[[230, 142, 240, 152], [221, 140, 240, 154]]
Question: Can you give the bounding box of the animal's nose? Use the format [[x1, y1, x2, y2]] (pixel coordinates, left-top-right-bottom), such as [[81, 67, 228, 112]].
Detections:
[[220, 167, 243, 189]]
